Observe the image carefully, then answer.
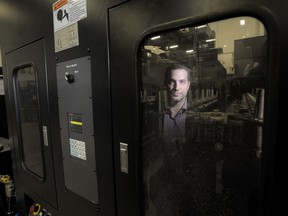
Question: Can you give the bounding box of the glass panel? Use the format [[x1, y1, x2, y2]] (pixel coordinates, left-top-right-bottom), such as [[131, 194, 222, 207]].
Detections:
[[140, 17, 266, 216], [14, 66, 44, 178]]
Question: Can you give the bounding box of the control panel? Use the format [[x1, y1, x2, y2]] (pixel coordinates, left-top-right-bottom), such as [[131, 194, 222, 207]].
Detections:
[[56, 56, 98, 204]]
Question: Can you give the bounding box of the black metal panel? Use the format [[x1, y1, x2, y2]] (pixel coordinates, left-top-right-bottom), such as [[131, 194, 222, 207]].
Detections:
[[109, 0, 285, 215], [0, 0, 287, 215], [51, 1, 130, 215], [1, 0, 130, 215], [57, 57, 98, 204], [6, 39, 58, 207]]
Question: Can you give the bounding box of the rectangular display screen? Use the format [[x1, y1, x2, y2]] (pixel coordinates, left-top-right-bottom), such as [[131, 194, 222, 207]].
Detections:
[[68, 113, 83, 133]]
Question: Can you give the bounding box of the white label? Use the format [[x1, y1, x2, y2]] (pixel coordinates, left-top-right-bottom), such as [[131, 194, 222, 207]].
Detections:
[[54, 22, 79, 52], [69, 138, 87, 160], [53, 0, 87, 33]]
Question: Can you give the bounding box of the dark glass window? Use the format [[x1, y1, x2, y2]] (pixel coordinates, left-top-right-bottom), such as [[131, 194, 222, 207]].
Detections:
[[14, 65, 44, 179], [140, 17, 266, 215]]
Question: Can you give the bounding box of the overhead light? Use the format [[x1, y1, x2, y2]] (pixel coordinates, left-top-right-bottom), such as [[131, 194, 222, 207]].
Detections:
[[205, 39, 216, 42], [186, 49, 194, 53], [151, 35, 161, 40], [169, 45, 178, 49], [195, 25, 207, 29], [240, 19, 245, 25]]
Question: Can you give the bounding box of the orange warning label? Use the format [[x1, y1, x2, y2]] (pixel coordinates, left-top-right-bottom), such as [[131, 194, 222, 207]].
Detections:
[[53, 0, 68, 11]]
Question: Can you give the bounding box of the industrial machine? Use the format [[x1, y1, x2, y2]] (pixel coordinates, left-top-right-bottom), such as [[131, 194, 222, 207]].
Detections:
[[0, 0, 287, 216]]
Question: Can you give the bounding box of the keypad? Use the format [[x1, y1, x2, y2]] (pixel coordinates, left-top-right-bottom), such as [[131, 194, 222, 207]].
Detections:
[[69, 138, 87, 160]]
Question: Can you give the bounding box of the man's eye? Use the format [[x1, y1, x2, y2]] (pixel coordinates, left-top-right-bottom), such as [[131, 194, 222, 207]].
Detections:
[[180, 80, 186, 84]]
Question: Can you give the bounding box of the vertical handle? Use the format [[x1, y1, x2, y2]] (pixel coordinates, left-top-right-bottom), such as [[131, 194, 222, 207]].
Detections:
[[120, 142, 128, 174], [42, 126, 49, 146]]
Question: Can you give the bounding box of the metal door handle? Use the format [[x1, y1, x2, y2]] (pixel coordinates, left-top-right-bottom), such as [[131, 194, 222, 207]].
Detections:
[[42, 126, 49, 146], [120, 142, 128, 174]]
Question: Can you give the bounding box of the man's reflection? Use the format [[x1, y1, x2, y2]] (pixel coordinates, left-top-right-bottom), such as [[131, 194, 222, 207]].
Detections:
[[163, 63, 191, 162], [145, 63, 194, 216]]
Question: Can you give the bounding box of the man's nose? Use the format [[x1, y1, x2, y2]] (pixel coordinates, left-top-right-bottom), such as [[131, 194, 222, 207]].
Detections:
[[174, 82, 179, 90]]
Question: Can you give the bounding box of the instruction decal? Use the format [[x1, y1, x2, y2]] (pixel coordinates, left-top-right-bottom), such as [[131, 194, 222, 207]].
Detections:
[[53, 0, 87, 33]]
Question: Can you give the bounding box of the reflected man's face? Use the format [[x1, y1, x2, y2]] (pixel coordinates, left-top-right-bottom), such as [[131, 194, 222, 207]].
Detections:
[[167, 69, 190, 103]]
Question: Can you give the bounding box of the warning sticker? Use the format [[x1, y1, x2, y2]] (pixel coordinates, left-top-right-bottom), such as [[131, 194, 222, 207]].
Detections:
[[53, 0, 87, 32]]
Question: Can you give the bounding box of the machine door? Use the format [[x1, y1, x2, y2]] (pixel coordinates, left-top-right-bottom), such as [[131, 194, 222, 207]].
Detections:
[[6, 39, 57, 207], [109, 1, 278, 215]]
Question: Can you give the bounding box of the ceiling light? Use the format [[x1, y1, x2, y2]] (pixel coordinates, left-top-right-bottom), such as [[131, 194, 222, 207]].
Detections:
[[240, 20, 245, 25], [169, 45, 178, 49], [205, 39, 216, 42], [151, 35, 161, 40], [195, 25, 207, 29], [186, 50, 194, 53]]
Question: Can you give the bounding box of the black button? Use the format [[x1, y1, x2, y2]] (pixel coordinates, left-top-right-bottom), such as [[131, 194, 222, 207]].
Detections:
[[65, 74, 75, 83]]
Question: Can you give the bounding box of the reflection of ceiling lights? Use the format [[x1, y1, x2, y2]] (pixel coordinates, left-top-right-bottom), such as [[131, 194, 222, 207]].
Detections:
[[240, 19, 245, 25], [186, 49, 194, 53], [151, 35, 161, 40], [195, 25, 207, 29], [169, 45, 178, 49], [205, 38, 216, 42]]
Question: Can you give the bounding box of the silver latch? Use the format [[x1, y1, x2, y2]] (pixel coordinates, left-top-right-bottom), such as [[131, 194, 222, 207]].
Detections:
[[120, 142, 128, 174], [42, 126, 49, 146]]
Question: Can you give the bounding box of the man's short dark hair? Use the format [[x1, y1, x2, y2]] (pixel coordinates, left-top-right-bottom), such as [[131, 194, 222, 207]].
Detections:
[[164, 63, 192, 85]]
